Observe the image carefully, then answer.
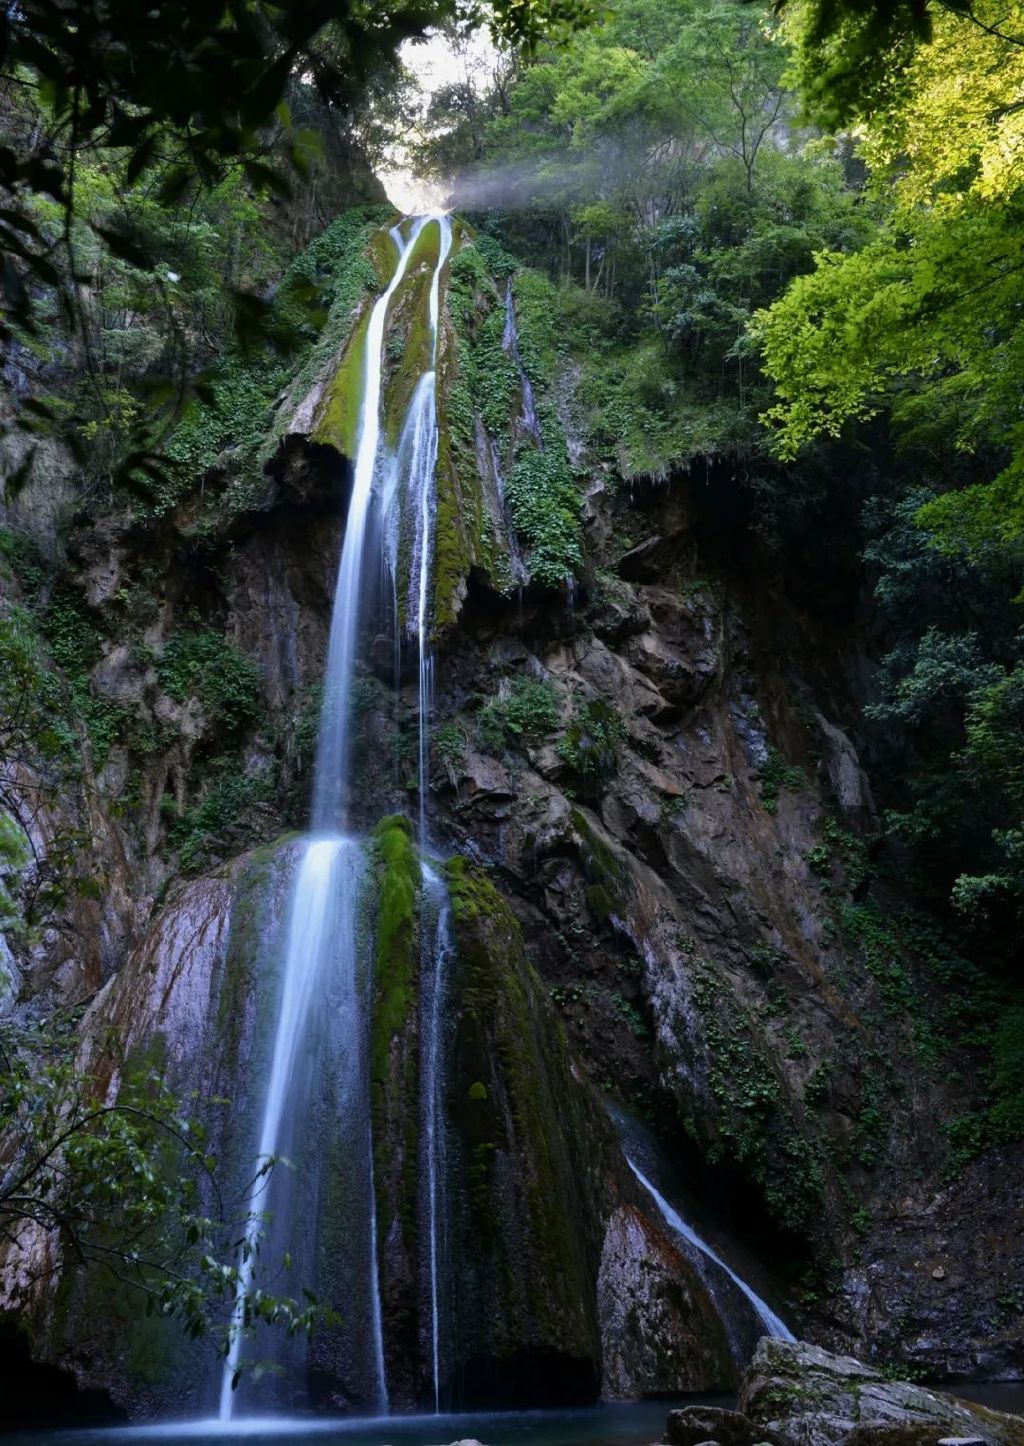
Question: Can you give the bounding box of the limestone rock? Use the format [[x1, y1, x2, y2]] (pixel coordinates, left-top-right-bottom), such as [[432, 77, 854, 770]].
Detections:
[[740, 1339, 1024, 1446], [666, 1404, 758, 1446]]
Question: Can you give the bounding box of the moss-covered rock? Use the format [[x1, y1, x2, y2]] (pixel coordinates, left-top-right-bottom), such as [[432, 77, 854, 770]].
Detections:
[[442, 854, 608, 1402], [370, 815, 421, 1214], [368, 814, 423, 1394]]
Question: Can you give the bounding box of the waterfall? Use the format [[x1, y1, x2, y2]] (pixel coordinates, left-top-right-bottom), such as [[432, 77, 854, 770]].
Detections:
[[503, 282, 543, 449], [626, 1157, 795, 1346], [407, 214, 454, 1412], [221, 213, 452, 1420], [312, 216, 430, 831]]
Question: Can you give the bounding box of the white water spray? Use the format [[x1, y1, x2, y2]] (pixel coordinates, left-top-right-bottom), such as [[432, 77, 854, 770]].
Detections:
[[627, 1157, 795, 1344]]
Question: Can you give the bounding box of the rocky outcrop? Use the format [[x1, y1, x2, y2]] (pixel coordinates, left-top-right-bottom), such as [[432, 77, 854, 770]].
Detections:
[[442, 855, 731, 1404], [598, 1206, 733, 1396], [739, 1339, 1024, 1446], [666, 1403, 759, 1446]]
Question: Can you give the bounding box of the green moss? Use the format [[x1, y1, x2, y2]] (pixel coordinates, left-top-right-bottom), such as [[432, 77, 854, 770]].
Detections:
[[433, 318, 486, 633], [371, 815, 419, 1083], [366, 224, 400, 283], [369, 815, 421, 1257], [407, 217, 442, 272], [571, 808, 631, 920], [468, 1080, 489, 1100], [585, 883, 615, 923], [311, 307, 371, 458], [381, 262, 436, 450]]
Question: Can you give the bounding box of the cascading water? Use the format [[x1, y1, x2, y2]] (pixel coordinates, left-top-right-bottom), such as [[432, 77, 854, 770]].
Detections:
[[220, 213, 452, 1421], [626, 1158, 795, 1347], [214, 206, 789, 1424], [503, 283, 543, 449]]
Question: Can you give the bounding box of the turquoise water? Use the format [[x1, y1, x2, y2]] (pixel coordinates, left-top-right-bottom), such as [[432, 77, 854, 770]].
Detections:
[[3, 1400, 689, 1446]]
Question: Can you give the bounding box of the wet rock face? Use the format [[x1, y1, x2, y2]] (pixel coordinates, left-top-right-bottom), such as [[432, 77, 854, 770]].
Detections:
[[837, 1148, 1024, 1382], [439, 854, 733, 1405], [739, 1339, 1024, 1446], [428, 474, 1024, 1376], [598, 1205, 733, 1397]]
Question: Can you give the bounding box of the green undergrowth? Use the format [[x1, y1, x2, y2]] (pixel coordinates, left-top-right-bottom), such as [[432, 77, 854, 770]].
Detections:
[[154, 629, 261, 732], [690, 960, 826, 1235], [166, 761, 273, 873], [944, 1007, 1024, 1176], [439, 238, 583, 601], [161, 205, 393, 522], [505, 451, 583, 589], [758, 746, 804, 814], [477, 677, 559, 753], [804, 810, 1024, 1178], [557, 699, 626, 783], [434, 240, 513, 623]]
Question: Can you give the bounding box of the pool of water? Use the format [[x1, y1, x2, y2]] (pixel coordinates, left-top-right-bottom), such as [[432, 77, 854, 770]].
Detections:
[[8, 1385, 1024, 1446], [951, 1383, 1024, 1415], [2, 1400, 693, 1446]]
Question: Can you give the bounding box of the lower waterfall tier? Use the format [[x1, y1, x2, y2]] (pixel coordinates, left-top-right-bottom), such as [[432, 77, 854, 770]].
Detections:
[[17, 824, 734, 1418]]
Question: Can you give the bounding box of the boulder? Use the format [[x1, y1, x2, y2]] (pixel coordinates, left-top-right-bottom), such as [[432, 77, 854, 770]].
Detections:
[[666, 1405, 758, 1446], [740, 1339, 1024, 1446]]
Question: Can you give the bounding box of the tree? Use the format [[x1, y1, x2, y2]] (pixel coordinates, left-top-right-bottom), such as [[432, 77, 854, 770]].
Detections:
[[0, 0, 600, 493], [0, 1010, 310, 1362], [754, 0, 1024, 563]]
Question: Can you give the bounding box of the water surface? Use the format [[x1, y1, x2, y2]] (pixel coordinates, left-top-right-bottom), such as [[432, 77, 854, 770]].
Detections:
[[3, 1400, 687, 1446]]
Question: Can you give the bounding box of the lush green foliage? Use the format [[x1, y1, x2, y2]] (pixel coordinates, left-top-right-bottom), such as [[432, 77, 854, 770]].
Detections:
[[557, 699, 626, 780], [478, 677, 560, 751], [0, 1013, 313, 1362], [156, 632, 262, 733], [505, 451, 583, 587], [429, 0, 869, 479]]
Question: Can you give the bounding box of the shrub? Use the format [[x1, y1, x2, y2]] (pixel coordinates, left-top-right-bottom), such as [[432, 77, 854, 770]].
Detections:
[[557, 699, 625, 779], [504, 450, 583, 590], [478, 678, 559, 753], [156, 631, 261, 732]]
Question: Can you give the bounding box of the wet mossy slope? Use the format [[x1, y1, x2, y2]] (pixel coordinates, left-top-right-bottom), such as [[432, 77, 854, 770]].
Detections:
[[442, 855, 611, 1405]]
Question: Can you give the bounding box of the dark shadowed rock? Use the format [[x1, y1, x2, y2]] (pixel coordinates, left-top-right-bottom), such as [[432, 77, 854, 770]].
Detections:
[[666, 1404, 757, 1446], [740, 1340, 1024, 1446]]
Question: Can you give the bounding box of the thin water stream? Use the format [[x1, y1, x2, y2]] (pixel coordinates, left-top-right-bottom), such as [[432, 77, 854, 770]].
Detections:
[[625, 1160, 794, 1347]]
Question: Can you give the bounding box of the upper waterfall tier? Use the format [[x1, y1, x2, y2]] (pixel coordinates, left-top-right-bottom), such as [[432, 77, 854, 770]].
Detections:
[[274, 211, 583, 644]]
